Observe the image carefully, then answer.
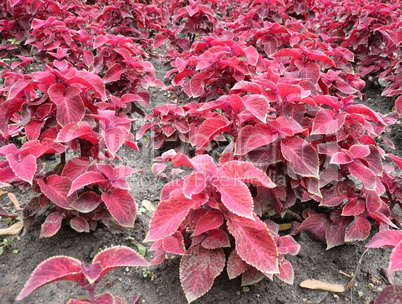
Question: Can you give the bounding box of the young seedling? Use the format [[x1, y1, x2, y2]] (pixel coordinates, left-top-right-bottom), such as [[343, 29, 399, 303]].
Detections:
[[16, 246, 149, 304]]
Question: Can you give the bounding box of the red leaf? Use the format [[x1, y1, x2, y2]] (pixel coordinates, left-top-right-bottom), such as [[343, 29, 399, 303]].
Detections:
[[243, 46, 259, 65], [349, 145, 370, 159], [298, 213, 329, 243], [242, 94, 270, 123], [395, 96, 402, 115], [180, 246, 225, 303], [190, 70, 214, 97], [48, 84, 85, 127], [194, 117, 230, 151], [330, 151, 353, 164], [201, 229, 230, 249], [349, 161, 376, 190], [193, 210, 223, 236], [218, 161, 276, 188], [227, 215, 279, 274], [70, 216, 90, 233], [276, 258, 294, 285], [278, 235, 301, 256], [183, 172, 206, 198], [326, 215, 352, 249], [40, 211, 64, 238], [234, 123, 278, 155], [163, 232, 186, 255], [345, 214, 370, 242], [145, 189, 207, 242], [69, 172, 107, 196], [103, 126, 128, 157], [68, 70, 106, 101], [16, 256, 83, 301], [70, 191, 101, 213], [101, 188, 136, 227], [37, 175, 77, 209], [342, 198, 365, 216], [26, 119, 46, 141], [272, 48, 302, 59], [213, 178, 253, 219], [387, 154, 402, 171], [390, 241, 402, 273], [281, 137, 319, 178], [227, 250, 250, 280], [241, 266, 265, 286], [320, 182, 354, 207], [311, 109, 346, 135], [6, 154, 36, 185], [372, 285, 402, 304], [93, 246, 149, 284], [104, 64, 125, 83], [366, 230, 402, 248], [62, 157, 90, 180], [57, 122, 98, 144]]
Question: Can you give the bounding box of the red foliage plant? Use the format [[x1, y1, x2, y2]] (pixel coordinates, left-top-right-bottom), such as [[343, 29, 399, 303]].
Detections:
[[16, 246, 149, 304]]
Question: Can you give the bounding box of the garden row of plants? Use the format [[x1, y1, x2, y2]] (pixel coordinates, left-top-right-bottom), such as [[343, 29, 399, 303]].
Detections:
[[0, 0, 401, 303]]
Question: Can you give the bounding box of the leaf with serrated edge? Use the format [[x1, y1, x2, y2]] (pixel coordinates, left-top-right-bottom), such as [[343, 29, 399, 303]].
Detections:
[[366, 230, 402, 248], [193, 210, 223, 236], [16, 256, 83, 301], [180, 246, 225, 303], [276, 258, 294, 285], [37, 175, 77, 209], [101, 188, 136, 227], [145, 189, 207, 242], [218, 161, 276, 188], [227, 214, 278, 274], [6, 154, 36, 185], [281, 137, 319, 178], [163, 231, 186, 255], [213, 178, 253, 219], [40, 212, 64, 238], [227, 249, 250, 280], [201, 229, 230, 249], [235, 123, 278, 155], [70, 216, 90, 233], [345, 214, 370, 242], [92, 245, 149, 284], [390, 241, 402, 273]]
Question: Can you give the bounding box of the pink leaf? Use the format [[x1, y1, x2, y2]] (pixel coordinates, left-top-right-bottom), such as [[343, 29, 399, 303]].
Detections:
[[193, 210, 224, 236], [218, 161, 276, 188], [242, 94, 270, 123], [311, 109, 345, 135], [70, 191, 101, 213], [6, 154, 36, 185], [234, 123, 278, 155], [48, 84, 85, 127], [243, 46, 259, 65], [320, 182, 354, 207], [16, 256, 83, 301], [298, 213, 329, 243], [163, 232, 186, 255], [145, 190, 207, 242], [395, 96, 402, 115], [342, 198, 365, 216], [69, 172, 107, 196], [366, 230, 402, 248], [180, 246, 225, 303], [326, 215, 352, 249], [241, 267, 265, 286], [227, 215, 279, 274], [101, 188, 136, 227], [227, 250, 250, 280], [349, 161, 376, 190], [57, 122, 98, 144], [40, 211, 64, 238], [104, 64, 125, 83], [103, 126, 128, 157], [390, 241, 402, 273], [201, 229, 230, 249], [190, 70, 214, 97], [70, 216, 90, 233], [349, 145, 370, 159], [372, 285, 402, 304], [276, 258, 294, 285], [68, 70, 106, 101], [330, 151, 353, 164], [93, 246, 149, 284], [213, 178, 253, 219], [194, 117, 230, 151], [62, 157, 90, 180], [37, 175, 77, 209], [281, 137, 319, 178], [345, 214, 370, 242]]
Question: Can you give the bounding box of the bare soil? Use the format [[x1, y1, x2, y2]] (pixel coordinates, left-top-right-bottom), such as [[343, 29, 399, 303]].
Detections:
[[1, 60, 401, 304]]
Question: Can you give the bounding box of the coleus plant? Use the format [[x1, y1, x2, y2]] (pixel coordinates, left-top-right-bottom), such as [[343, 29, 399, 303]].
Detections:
[[145, 151, 300, 302], [16, 245, 149, 304]]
